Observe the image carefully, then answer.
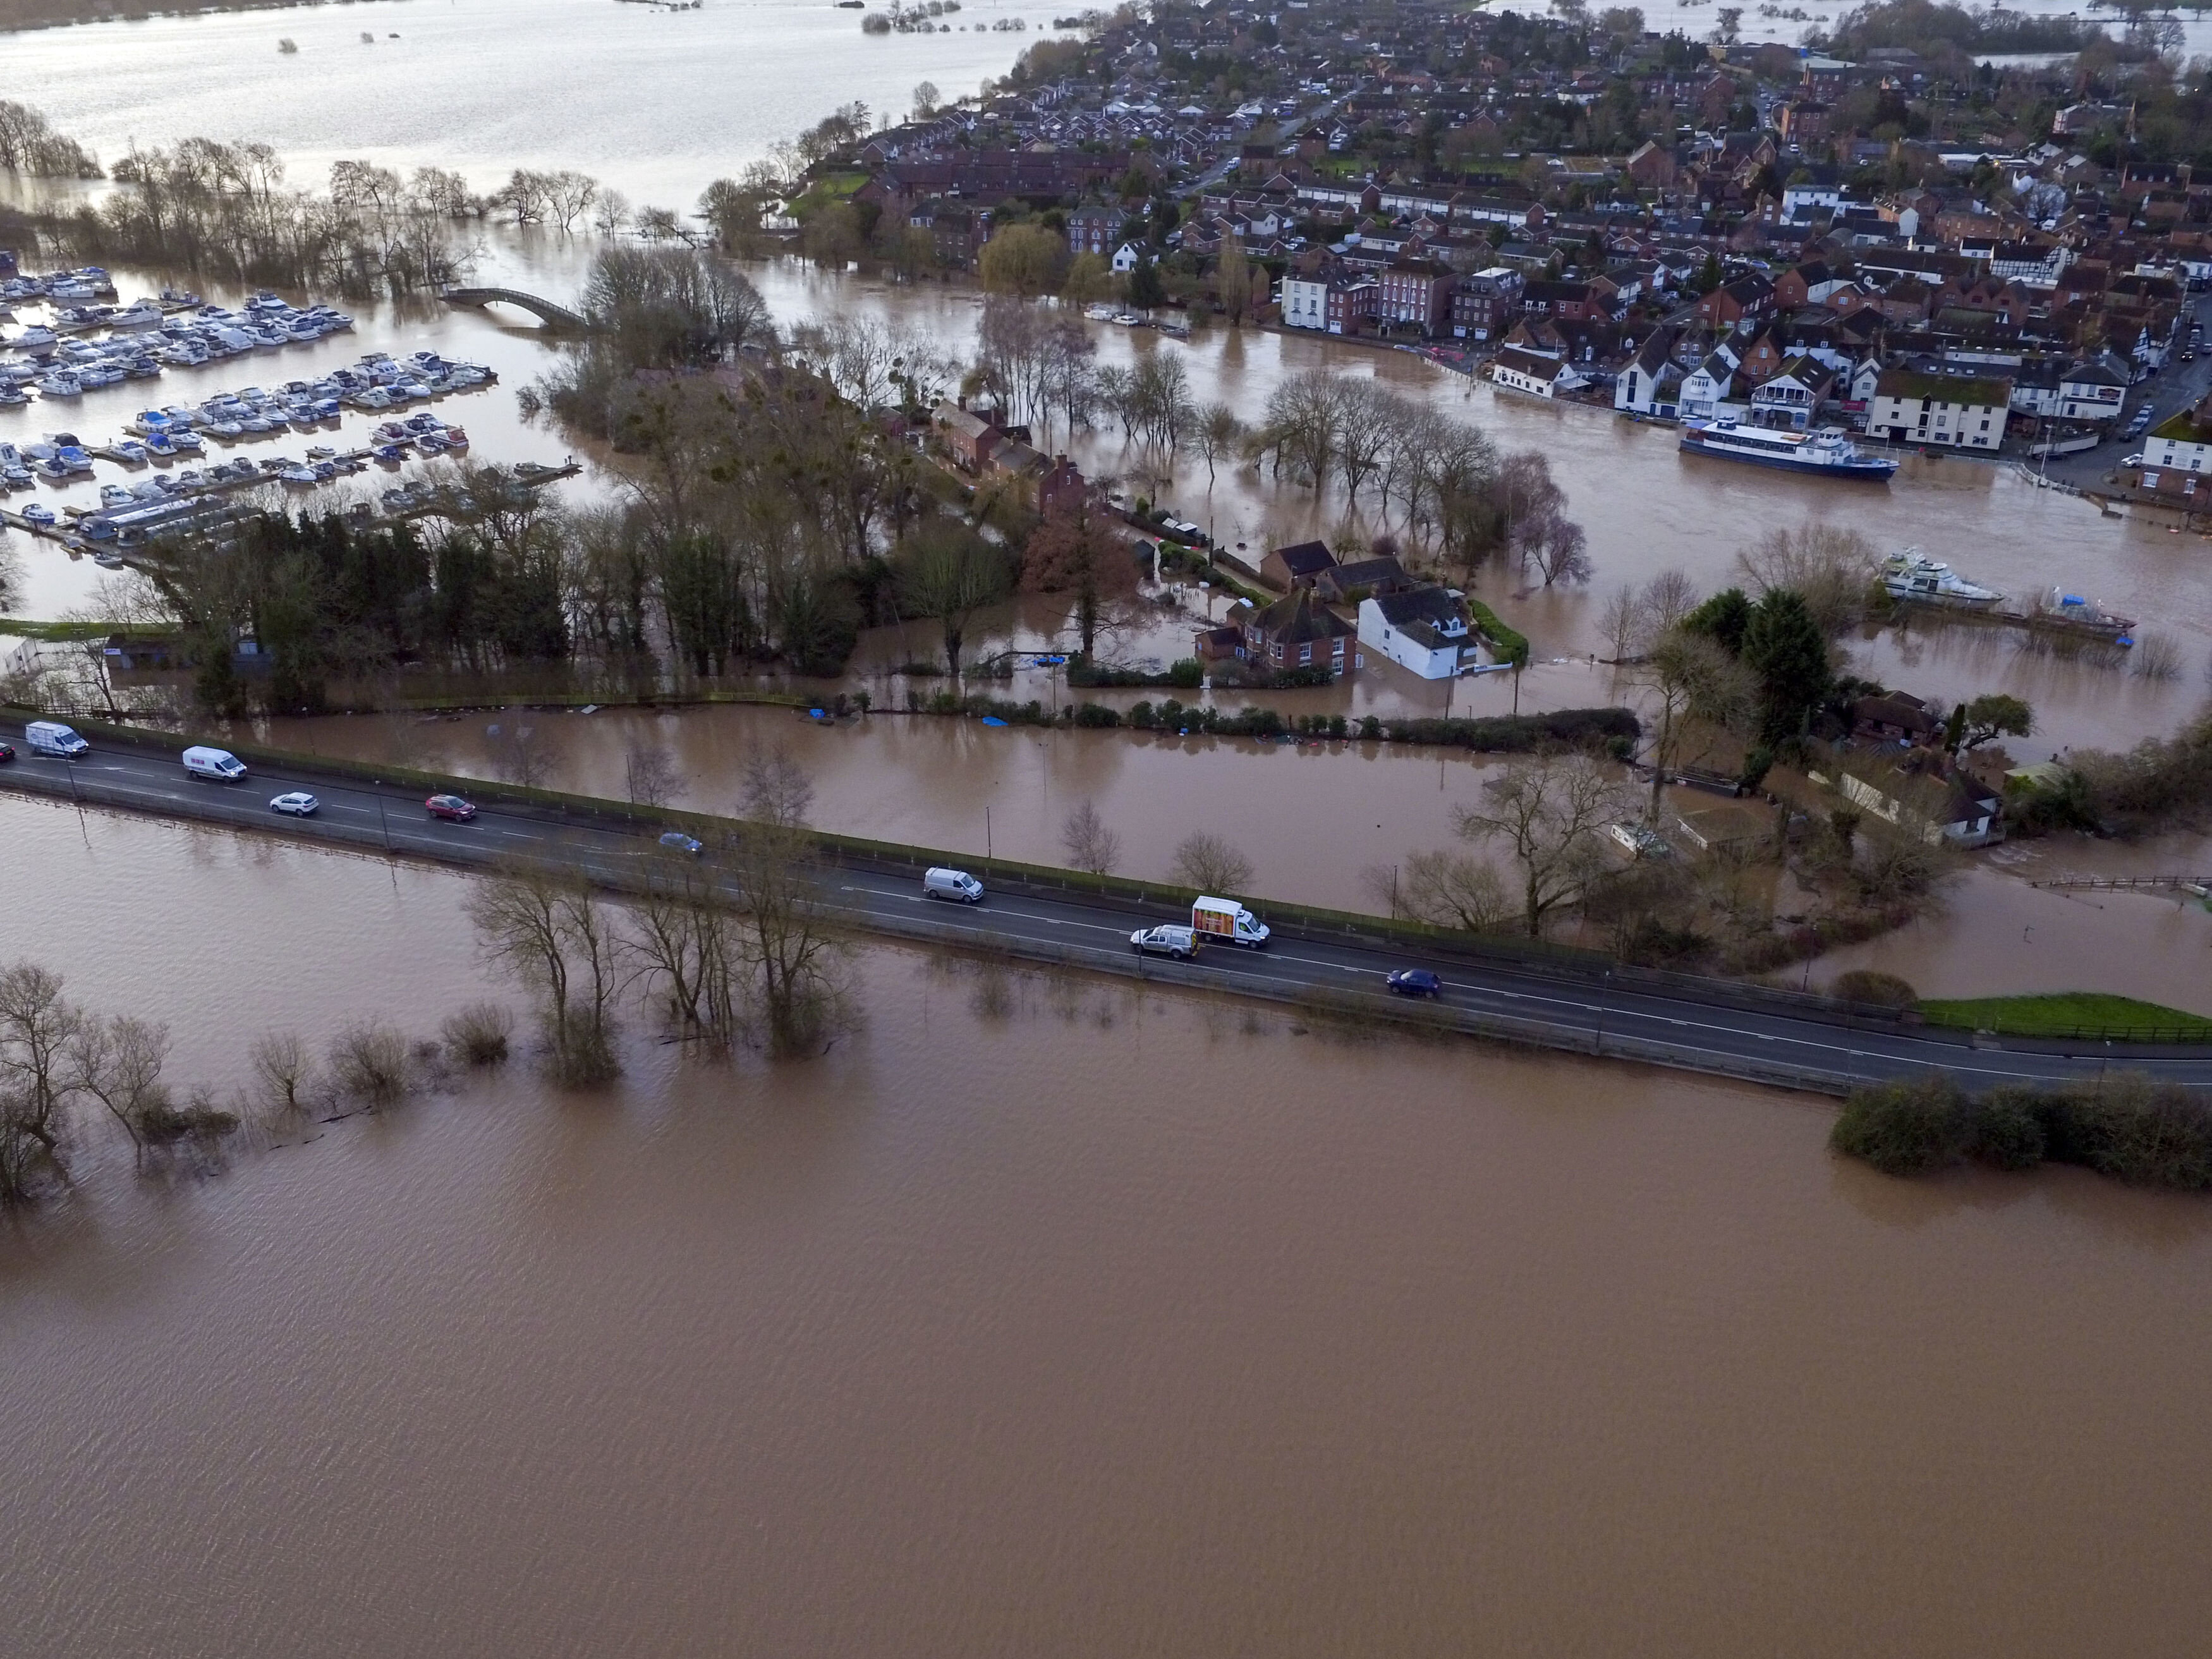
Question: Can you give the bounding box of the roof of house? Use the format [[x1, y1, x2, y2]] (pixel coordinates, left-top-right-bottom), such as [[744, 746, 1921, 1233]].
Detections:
[[1265, 539, 1337, 577], [1370, 586, 1466, 629], [1321, 555, 1408, 591], [1495, 345, 1569, 379], [1247, 588, 1352, 644], [1873, 367, 2012, 406]]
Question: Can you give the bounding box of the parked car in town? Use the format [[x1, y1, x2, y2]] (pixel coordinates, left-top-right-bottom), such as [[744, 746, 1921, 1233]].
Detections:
[[659, 830, 704, 854], [269, 791, 320, 817], [923, 866, 985, 903], [1386, 968, 1442, 999], [425, 793, 477, 822], [1130, 924, 1197, 959]]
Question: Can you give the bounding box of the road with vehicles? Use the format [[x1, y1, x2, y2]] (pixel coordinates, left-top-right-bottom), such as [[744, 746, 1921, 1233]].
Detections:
[[7, 726, 2212, 1097]]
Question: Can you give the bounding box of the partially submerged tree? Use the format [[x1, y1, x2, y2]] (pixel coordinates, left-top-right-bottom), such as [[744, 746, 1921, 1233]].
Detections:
[[897, 520, 1014, 677], [1171, 831, 1254, 894], [465, 865, 621, 1085], [1452, 752, 1632, 936], [0, 961, 83, 1203], [1062, 799, 1122, 876]]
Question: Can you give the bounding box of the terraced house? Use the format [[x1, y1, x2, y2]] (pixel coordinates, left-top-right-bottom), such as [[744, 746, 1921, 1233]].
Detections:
[[1866, 368, 2012, 450]]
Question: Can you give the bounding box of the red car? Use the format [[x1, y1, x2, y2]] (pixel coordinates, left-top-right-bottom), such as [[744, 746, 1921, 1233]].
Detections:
[[425, 793, 477, 822]]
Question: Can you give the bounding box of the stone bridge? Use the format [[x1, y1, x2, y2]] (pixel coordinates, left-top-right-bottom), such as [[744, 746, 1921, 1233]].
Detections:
[[440, 286, 590, 332]]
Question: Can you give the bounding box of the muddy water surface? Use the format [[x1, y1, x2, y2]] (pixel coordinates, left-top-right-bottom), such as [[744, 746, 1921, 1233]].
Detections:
[[4, 794, 2212, 1656]]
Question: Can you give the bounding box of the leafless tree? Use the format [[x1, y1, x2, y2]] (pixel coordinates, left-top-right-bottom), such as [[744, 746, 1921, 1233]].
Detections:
[[1639, 631, 1756, 822], [250, 1030, 318, 1118], [1598, 583, 1645, 664], [625, 742, 683, 809], [465, 865, 621, 1083], [726, 822, 852, 1059], [1641, 568, 1700, 635], [624, 852, 740, 1046], [0, 961, 85, 1202], [1735, 522, 1880, 638], [68, 1015, 173, 1152], [1523, 513, 1593, 588], [1452, 752, 1633, 935], [329, 1021, 411, 1106], [1171, 830, 1254, 894], [1363, 851, 1514, 932], [441, 1004, 514, 1067], [488, 719, 557, 789], [738, 743, 814, 827], [1062, 799, 1121, 875]]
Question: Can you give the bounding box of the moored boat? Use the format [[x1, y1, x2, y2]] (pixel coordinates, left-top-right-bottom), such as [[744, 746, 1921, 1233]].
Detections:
[[1881, 549, 2003, 610], [1680, 419, 1898, 480]]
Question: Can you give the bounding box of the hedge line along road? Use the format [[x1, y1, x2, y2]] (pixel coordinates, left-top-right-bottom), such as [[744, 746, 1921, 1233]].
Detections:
[[7, 727, 2211, 1097]]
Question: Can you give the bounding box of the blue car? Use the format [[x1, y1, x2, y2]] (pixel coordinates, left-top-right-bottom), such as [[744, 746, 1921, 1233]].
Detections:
[[1385, 968, 1442, 999], [658, 830, 704, 854]]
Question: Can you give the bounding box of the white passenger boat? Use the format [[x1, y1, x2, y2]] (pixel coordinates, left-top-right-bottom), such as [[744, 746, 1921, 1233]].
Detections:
[[1881, 549, 2003, 610], [1680, 419, 1899, 480]]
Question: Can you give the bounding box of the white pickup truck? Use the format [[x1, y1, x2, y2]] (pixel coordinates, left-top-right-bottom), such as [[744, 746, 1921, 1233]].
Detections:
[[1129, 924, 1198, 960]]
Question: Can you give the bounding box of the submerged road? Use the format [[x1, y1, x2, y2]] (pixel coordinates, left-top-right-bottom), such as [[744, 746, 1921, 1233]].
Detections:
[[8, 725, 2211, 1097]]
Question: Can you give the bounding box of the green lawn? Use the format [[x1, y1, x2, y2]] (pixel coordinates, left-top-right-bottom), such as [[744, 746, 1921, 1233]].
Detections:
[[1917, 993, 2212, 1039]]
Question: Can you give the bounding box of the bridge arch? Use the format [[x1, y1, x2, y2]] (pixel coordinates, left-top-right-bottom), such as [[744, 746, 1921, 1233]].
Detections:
[[440, 286, 590, 332]]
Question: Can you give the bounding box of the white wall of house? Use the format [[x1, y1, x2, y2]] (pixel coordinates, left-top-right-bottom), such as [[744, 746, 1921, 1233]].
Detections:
[[1356, 600, 1465, 679], [1868, 392, 2007, 448], [1279, 276, 1327, 331], [2146, 429, 2212, 471]]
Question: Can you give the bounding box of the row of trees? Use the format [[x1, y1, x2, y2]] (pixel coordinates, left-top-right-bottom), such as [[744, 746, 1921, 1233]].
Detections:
[[468, 748, 849, 1076], [30, 136, 472, 296], [0, 98, 99, 177]]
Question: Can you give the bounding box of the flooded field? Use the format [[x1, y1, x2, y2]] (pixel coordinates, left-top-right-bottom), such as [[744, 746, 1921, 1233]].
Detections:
[[3, 794, 2212, 1657]]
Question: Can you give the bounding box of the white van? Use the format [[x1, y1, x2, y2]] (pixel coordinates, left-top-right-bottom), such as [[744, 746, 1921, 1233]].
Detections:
[[1192, 895, 1270, 949], [923, 866, 985, 904], [25, 720, 88, 758], [181, 744, 248, 782]]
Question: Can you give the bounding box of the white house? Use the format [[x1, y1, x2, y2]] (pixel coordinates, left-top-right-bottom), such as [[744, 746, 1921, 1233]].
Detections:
[[1867, 368, 2011, 449], [1679, 347, 1739, 420], [2143, 403, 2212, 472], [1615, 332, 1684, 417], [1279, 274, 1328, 331], [1491, 346, 1588, 399], [1750, 355, 1835, 430], [1358, 588, 1483, 679], [1110, 242, 1145, 274], [2057, 353, 2131, 423]]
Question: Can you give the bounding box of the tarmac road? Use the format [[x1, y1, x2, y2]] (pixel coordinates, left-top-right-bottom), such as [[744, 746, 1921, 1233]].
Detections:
[[8, 726, 2211, 1097]]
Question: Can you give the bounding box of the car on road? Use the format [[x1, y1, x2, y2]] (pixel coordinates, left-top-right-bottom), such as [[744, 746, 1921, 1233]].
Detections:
[[0, 742, 13, 764], [658, 830, 703, 854], [1130, 924, 1198, 959], [269, 791, 319, 816], [1386, 968, 1443, 999], [923, 866, 985, 903], [2126, 453, 2146, 467], [425, 793, 477, 822]]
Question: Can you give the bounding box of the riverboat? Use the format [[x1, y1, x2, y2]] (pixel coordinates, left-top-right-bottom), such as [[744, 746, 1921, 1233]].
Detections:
[[1679, 419, 1899, 480]]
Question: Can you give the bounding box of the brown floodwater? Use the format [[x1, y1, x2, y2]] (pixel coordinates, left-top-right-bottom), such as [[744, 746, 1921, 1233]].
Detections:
[[5, 794, 2212, 1657], [259, 700, 2212, 1007]]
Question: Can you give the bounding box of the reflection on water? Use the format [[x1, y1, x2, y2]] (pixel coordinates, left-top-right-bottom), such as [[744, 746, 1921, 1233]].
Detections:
[[4, 794, 2212, 1656]]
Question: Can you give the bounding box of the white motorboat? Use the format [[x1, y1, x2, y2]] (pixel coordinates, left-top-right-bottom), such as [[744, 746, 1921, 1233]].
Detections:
[[1881, 549, 2004, 610]]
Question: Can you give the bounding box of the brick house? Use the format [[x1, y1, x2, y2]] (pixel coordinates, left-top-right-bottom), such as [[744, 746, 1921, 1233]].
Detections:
[[1450, 267, 1523, 339], [1260, 540, 1337, 591], [1376, 254, 1454, 335], [933, 401, 1001, 471], [1695, 272, 1777, 327], [1241, 590, 1358, 677]]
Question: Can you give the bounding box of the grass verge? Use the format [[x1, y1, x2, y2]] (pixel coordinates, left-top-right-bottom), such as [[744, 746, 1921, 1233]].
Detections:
[[1917, 993, 2212, 1040]]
